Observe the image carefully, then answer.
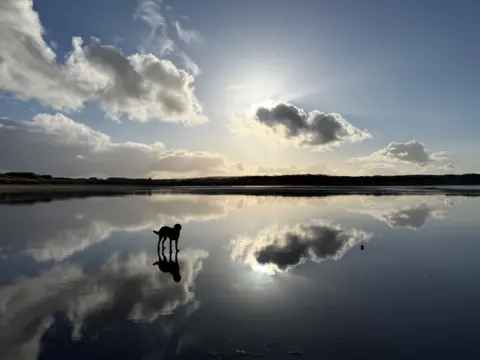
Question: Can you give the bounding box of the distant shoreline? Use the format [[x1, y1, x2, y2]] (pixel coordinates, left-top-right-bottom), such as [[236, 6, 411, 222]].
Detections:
[[2, 172, 480, 188], [2, 172, 480, 200]]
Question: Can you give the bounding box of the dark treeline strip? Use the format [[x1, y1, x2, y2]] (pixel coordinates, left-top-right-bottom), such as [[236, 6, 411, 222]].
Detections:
[[1, 171, 480, 187]]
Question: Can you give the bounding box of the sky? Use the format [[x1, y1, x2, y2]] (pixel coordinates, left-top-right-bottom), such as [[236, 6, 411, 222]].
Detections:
[[0, 0, 478, 178]]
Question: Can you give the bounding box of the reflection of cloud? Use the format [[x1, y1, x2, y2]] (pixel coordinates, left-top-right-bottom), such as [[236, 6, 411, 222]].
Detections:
[[0, 194, 242, 262], [0, 265, 83, 360], [27, 221, 113, 262], [341, 196, 456, 231], [0, 249, 207, 360], [68, 249, 208, 337], [378, 203, 447, 230], [232, 221, 371, 274]]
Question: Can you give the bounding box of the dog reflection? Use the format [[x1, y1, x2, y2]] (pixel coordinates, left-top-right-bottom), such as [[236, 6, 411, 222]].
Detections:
[[153, 246, 181, 283]]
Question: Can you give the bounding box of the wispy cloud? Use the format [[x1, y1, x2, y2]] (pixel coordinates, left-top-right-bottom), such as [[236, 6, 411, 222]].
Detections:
[[134, 0, 202, 75], [174, 20, 204, 45], [134, 0, 173, 56]]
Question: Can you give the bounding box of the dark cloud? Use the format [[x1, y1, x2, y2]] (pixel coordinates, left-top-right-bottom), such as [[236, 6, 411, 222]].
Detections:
[[359, 140, 449, 167], [231, 101, 371, 148]]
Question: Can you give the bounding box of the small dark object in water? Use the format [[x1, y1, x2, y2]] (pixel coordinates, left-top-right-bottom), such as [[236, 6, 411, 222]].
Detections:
[[289, 351, 302, 356], [360, 244, 364, 250]]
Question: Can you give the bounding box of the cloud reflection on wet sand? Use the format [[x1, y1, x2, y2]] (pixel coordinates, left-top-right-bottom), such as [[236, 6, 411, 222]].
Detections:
[[232, 221, 371, 274], [0, 249, 208, 360]]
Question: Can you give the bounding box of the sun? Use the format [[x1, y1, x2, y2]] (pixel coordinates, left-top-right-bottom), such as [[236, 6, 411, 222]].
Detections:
[[226, 73, 285, 109]]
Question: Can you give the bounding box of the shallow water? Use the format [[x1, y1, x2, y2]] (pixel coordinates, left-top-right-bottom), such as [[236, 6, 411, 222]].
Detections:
[[1, 193, 480, 359]]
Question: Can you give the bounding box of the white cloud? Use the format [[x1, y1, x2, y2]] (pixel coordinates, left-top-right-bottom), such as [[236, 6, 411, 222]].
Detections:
[[67, 37, 207, 123], [0, 114, 235, 178], [231, 221, 371, 274], [0, 0, 206, 124], [356, 140, 449, 167], [0, 0, 87, 110], [230, 101, 371, 149], [174, 20, 203, 45]]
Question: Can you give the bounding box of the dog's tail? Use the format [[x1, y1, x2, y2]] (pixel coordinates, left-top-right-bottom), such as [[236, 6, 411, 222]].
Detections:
[[153, 230, 159, 235]]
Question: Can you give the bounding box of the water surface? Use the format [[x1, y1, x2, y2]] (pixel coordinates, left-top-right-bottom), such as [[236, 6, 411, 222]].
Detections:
[[1, 193, 480, 359]]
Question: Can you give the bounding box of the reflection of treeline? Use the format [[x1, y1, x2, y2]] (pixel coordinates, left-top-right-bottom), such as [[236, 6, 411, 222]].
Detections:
[[1, 171, 480, 186], [0, 189, 153, 205]]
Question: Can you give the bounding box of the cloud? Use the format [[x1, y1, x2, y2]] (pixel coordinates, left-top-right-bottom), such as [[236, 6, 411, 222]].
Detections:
[[0, 0, 206, 124], [134, 0, 171, 55], [0, 114, 236, 178], [0, 249, 208, 360], [231, 221, 371, 274], [356, 140, 449, 167], [0, 0, 87, 110], [174, 20, 203, 45], [230, 101, 371, 149], [255, 163, 331, 176], [178, 52, 201, 76], [67, 37, 207, 123], [134, 0, 202, 76], [426, 162, 459, 174]]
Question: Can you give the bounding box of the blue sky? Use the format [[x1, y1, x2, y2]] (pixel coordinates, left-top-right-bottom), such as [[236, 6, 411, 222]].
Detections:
[[0, 0, 478, 177]]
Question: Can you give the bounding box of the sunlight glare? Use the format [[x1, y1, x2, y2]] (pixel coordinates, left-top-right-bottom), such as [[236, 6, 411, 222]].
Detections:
[[227, 73, 284, 108]]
